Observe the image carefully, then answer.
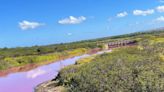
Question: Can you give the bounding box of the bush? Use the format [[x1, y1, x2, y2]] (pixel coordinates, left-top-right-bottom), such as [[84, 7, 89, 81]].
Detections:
[[55, 45, 164, 92]]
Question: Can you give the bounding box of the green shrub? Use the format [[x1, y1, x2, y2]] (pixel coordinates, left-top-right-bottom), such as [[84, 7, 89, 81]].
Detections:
[[55, 44, 164, 92]]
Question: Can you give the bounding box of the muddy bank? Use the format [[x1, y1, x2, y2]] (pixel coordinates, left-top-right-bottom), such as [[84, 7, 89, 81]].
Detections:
[[0, 64, 38, 77], [0, 55, 77, 77]]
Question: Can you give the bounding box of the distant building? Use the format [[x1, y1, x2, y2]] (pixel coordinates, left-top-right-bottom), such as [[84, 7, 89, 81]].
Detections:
[[107, 40, 137, 49]]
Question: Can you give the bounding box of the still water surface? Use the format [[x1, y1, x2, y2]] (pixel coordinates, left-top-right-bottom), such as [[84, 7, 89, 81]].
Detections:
[[0, 50, 111, 92], [0, 55, 89, 92]]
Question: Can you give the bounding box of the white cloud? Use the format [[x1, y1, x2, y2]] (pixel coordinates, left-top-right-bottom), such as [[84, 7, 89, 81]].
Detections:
[[156, 6, 164, 12], [58, 16, 86, 24], [117, 12, 128, 17], [133, 9, 154, 16], [67, 33, 72, 36], [19, 20, 44, 30], [155, 16, 164, 22], [27, 69, 47, 79], [158, 0, 164, 3]]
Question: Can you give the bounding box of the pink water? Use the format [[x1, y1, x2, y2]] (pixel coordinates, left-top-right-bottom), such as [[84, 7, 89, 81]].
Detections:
[[0, 55, 89, 92], [0, 50, 111, 92]]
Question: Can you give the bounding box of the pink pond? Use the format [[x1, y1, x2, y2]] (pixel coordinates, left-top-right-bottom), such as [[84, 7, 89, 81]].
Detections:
[[0, 50, 111, 92], [0, 55, 89, 92]]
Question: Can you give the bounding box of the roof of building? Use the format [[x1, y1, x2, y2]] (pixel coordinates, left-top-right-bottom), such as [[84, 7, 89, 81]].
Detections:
[[108, 40, 136, 45]]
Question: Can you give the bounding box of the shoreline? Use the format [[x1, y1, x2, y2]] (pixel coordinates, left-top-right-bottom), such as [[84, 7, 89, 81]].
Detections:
[[35, 49, 112, 92], [0, 48, 101, 77]]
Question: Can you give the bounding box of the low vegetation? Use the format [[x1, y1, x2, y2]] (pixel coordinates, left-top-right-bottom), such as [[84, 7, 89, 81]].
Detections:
[[0, 48, 87, 70], [49, 31, 164, 92], [76, 55, 96, 65], [0, 28, 163, 92]]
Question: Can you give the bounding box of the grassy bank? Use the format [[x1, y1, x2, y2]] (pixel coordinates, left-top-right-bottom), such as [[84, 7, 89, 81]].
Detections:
[[0, 48, 87, 70]]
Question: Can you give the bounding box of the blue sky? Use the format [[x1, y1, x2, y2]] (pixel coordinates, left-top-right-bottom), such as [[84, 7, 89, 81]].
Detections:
[[0, 0, 164, 48]]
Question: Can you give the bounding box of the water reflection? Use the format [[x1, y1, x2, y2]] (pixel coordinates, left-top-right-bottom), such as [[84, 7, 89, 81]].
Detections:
[[27, 69, 47, 79], [0, 55, 88, 92], [0, 50, 111, 92]]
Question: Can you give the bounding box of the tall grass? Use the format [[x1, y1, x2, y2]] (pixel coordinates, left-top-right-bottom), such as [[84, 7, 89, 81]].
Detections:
[[0, 48, 87, 70]]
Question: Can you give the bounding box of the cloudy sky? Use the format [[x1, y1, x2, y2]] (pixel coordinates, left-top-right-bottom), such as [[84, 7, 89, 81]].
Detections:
[[0, 0, 164, 47]]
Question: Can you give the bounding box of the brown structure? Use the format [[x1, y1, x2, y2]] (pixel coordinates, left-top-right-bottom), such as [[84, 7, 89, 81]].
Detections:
[[108, 40, 137, 49]]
